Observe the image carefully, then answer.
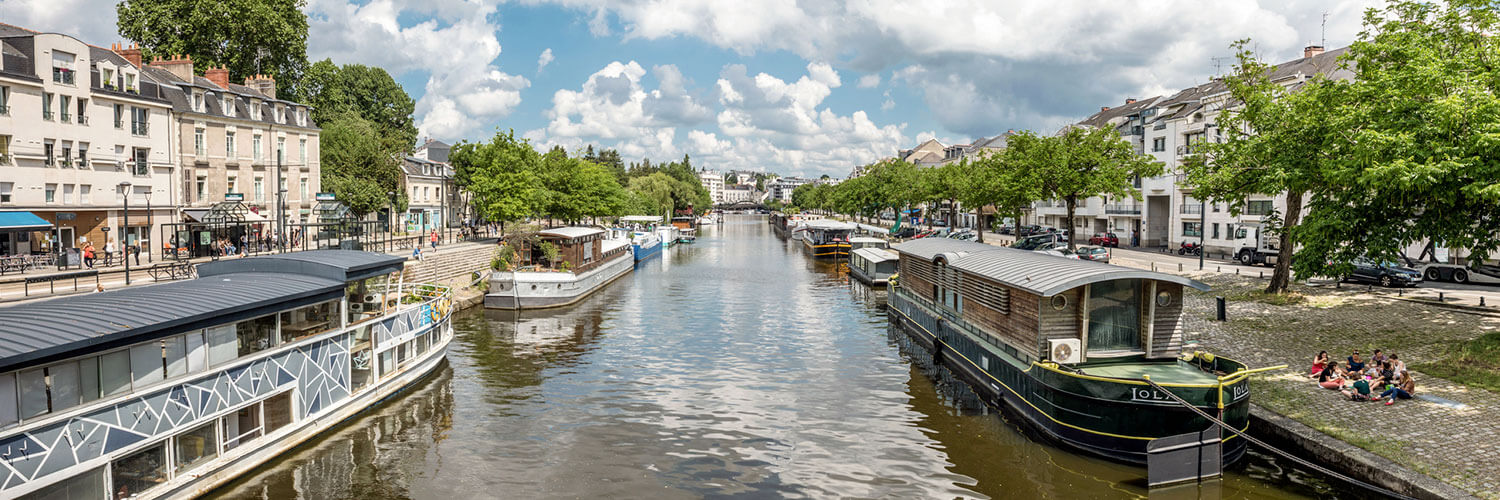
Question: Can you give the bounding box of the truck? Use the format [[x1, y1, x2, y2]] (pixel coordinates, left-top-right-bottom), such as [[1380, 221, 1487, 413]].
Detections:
[[1233, 222, 1279, 267], [1402, 242, 1500, 285]]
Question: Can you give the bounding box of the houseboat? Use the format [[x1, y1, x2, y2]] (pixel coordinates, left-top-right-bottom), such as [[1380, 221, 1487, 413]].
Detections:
[[618, 216, 664, 263], [657, 226, 680, 248], [849, 236, 889, 251], [0, 250, 453, 499], [886, 238, 1264, 465], [801, 220, 855, 259], [849, 247, 899, 286], [771, 213, 790, 238], [677, 228, 697, 244], [486, 227, 634, 310]]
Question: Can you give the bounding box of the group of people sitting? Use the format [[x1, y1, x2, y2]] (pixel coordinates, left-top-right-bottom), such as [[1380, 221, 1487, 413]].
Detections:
[[1310, 349, 1417, 405]]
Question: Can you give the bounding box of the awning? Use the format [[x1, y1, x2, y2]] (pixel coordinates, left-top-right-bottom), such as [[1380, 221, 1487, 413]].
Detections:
[[182, 209, 210, 223], [0, 211, 53, 231]]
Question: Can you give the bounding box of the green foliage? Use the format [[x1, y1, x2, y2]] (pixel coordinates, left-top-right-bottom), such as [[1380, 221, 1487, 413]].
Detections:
[[318, 113, 404, 216], [293, 59, 417, 153], [1020, 126, 1162, 250], [450, 131, 544, 224], [628, 173, 678, 219], [537, 241, 561, 265], [116, 0, 310, 85], [1413, 332, 1500, 394]]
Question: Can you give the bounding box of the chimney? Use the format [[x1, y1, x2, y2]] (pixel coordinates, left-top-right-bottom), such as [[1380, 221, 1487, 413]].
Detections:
[[1125, 98, 1137, 104], [246, 74, 276, 99], [1303, 45, 1325, 58], [113, 42, 142, 68], [151, 54, 194, 82], [1101, 106, 1111, 112], [204, 66, 230, 88]]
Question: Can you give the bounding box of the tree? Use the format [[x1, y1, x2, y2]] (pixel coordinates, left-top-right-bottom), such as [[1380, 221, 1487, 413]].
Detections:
[[859, 159, 923, 226], [293, 59, 417, 154], [629, 173, 677, 219], [318, 113, 404, 216], [449, 131, 543, 226], [1029, 127, 1161, 251], [1183, 39, 1346, 293], [116, 0, 309, 86]]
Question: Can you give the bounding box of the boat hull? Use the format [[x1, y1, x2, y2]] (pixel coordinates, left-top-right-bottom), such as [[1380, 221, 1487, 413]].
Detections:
[[633, 242, 662, 263], [848, 264, 888, 287], [887, 289, 1249, 466], [485, 254, 634, 310], [803, 240, 850, 259]]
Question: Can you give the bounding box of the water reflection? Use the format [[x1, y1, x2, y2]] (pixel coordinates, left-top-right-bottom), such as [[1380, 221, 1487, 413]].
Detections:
[[207, 216, 1333, 500]]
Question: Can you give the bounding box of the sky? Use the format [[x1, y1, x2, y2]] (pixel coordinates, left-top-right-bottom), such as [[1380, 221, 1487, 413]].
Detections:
[[2, 0, 1380, 178]]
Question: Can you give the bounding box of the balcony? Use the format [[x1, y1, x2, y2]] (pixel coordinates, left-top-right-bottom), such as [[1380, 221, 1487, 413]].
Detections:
[[1105, 204, 1142, 215], [0, 154, 12, 166], [1180, 204, 1202, 214], [131, 122, 149, 136], [43, 111, 54, 121], [77, 115, 88, 125], [0, 104, 8, 115], [115, 119, 124, 129], [60, 112, 71, 123]]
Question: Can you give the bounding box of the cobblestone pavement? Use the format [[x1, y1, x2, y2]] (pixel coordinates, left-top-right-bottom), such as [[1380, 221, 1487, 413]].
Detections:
[[1183, 274, 1500, 498]]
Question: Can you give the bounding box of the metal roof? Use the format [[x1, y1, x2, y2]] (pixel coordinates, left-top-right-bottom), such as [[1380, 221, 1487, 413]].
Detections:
[[891, 238, 999, 260], [620, 216, 662, 223], [538, 227, 605, 239], [948, 246, 1209, 297], [198, 250, 407, 282], [804, 220, 856, 230], [0, 272, 342, 372], [853, 248, 898, 262]]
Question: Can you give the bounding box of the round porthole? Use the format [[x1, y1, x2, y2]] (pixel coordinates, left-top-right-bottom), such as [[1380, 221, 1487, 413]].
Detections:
[[530, 284, 537, 290], [1157, 291, 1172, 307], [1050, 295, 1068, 310]]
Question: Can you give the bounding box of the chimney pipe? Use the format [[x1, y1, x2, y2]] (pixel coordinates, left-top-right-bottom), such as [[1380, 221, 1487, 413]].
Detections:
[[114, 42, 142, 68], [1125, 98, 1137, 104], [1304, 45, 1325, 58], [1101, 106, 1111, 112], [205, 66, 230, 88]]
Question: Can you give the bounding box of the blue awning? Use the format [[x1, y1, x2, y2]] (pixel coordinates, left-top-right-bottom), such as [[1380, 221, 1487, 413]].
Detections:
[[0, 211, 52, 231]]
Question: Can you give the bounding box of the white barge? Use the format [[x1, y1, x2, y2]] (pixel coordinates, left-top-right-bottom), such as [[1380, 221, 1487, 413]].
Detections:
[[486, 227, 634, 310], [0, 250, 453, 499]]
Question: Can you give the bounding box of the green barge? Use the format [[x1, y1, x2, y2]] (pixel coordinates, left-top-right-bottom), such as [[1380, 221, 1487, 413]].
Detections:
[[887, 239, 1266, 465]]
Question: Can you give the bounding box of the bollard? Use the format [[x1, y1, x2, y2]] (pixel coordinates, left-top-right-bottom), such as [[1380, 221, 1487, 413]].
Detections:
[[1439, 292, 1444, 302], [1152, 263, 1157, 272], [1217, 266, 1221, 273], [1398, 287, 1403, 296], [1216, 297, 1227, 321], [1178, 263, 1183, 272], [1260, 271, 1264, 279], [1235, 268, 1239, 275]]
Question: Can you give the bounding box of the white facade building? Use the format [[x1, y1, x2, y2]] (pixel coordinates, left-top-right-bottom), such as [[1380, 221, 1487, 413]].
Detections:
[[698, 169, 725, 204], [766, 176, 813, 203]]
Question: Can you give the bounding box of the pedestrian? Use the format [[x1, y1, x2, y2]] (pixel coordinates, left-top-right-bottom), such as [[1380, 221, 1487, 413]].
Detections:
[[1131, 230, 1140, 247], [430, 230, 439, 251], [83, 241, 96, 268], [105, 239, 117, 266], [412, 245, 423, 261], [131, 243, 140, 266]]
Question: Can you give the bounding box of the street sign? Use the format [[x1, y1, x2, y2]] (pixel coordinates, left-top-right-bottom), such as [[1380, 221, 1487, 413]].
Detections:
[[316, 192, 337, 201], [225, 193, 245, 201]]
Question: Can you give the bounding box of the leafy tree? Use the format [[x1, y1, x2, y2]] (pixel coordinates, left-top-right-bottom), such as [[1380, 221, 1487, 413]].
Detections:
[[318, 113, 404, 216], [449, 131, 543, 226], [971, 147, 1043, 243], [1029, 127, 1161, 251], [293, 59, 417, 154], [859, 159, 923, 227], [629, 173, 677, 219], [116, 0, 309, 86]]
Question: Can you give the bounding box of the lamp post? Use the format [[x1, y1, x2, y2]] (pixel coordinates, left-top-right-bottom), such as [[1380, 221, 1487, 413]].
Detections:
[[145, 188, 153, 264], [119, 181, 132, 285], [387, 190, 396, 253]]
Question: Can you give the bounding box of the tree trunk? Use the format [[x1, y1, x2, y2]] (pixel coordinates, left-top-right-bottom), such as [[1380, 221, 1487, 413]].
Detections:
[[975, 207, 984, 243], [1266, 191, 1302, 294], [948, 199, 957, 229], [1064, 196, 1078, 251]]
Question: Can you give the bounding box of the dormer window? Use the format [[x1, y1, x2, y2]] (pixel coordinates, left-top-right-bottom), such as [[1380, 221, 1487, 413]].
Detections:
[[223, 96, 233, 117], [125, 73, 136, 93], [193, 92, 204, 112], [101, 67, 115, 89], [51, 51, 76, 84]]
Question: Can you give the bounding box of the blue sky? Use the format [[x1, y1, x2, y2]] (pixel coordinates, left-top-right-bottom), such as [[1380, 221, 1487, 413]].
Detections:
[[3, 0, 1379, 178]]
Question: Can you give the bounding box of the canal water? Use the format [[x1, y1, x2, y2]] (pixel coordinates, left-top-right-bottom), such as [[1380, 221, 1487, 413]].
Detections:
[[206, 216, 1333, 499]]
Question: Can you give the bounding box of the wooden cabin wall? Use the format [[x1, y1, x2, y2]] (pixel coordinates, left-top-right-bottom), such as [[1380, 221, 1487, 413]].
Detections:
[[1037, 287, 1083, 360], [959, 275, 1040, 357], [1149, 281, 1185, 357], [900, 257, 937, 302]]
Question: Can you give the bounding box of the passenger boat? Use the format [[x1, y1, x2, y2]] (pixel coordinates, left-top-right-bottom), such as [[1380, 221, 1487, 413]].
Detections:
[[849, 236, 889, 251], [657, 226, 679, 248], [0, 250, 453, 499], [849, 247, 898, 286], [801, 220, 855, 259], [486, 227, 634, 310], [677, 228, 697, 244], [886, 238, 1266, 465], [630, 231, 662, 263]]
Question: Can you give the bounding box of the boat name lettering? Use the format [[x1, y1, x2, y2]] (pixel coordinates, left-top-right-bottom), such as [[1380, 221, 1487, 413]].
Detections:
[[1231, 384, 1249, 402], [1130, 387, 1178, 405]]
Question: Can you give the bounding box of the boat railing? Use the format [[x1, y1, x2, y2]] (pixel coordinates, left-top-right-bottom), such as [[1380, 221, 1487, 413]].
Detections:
[[1035, 355, 1283, 391], [372, 282, 454, 318]]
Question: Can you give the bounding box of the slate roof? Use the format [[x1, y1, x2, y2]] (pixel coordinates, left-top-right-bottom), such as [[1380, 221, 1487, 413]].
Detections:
[[0, 272, 343, 372], [197, 249, 407, 282]]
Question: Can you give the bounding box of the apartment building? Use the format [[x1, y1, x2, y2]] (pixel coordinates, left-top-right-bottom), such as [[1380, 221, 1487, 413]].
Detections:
[[766, 176, 813, 203], [698, 169, 725, 204], [400, 156, 451, 233], [135, 52, 320, 233], [0, 26, 174, 259]]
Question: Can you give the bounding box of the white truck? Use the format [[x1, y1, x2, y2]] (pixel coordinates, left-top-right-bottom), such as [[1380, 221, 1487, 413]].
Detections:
[[1233, 222, 1280, 267], [1402, 243, 1500, 285]]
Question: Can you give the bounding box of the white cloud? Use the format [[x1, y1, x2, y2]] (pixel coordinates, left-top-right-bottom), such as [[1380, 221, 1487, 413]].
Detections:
[[880, 90, 894, 111], [537, 48, 555, 72], [0, 0, 121, 48], [857, 74, 880, 88], [305, 0, 529, 140]]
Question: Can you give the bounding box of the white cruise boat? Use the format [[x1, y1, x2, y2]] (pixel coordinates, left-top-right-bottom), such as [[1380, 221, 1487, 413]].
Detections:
[[0, 251, 452, 499]]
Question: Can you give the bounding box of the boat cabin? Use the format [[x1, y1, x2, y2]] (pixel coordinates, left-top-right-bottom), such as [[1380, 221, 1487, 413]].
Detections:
[[850, 248, 898, 286], [670, 217, 696, 230], [803, 220, 854, 244], [891, 239, 1208, 363], [507, 227, 627, 274], [849, 236, 889, 250]]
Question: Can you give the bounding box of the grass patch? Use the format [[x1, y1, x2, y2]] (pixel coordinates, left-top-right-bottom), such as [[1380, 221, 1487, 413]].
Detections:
[[1412, 332, 1500, 394]]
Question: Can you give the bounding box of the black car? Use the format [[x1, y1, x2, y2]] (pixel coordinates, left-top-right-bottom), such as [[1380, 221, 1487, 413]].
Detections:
[[1345, 258, 1422, 288]]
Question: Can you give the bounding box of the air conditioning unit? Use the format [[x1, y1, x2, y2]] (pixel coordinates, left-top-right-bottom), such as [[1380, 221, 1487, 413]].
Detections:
[[1049, 339, 1082, 364], [361, 294, 379, 304], [349, 302, 364, 313]]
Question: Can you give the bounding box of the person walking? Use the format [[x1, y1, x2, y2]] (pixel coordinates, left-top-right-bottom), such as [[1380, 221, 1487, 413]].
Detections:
[[131, 242, 141, 266], [105, 239, 117, 267], [83, 241, 96, 268], [430, 230, 439, 251]]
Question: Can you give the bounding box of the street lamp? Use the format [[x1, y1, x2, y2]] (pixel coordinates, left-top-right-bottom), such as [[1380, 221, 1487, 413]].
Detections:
[[119, 181, 132, 285], [145, 188, 153, 264]]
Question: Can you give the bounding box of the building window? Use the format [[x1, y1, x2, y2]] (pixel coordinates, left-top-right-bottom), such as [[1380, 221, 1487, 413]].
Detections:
[[76, 98, 86, 124], [194, 128, 206, 157], [60, 143, 72, 167], [1246, 200, 1273, 216], [227, 175, 237, 194], [253, 134, 263, 162], [254, 176, 264, 201], [0, 85, 9, 115], [223, 96, 234, 117], [196, 176, 207, 201], [80, 184, 90, 204], [193, 92, 204, 113], [277, 137, 285, 162], [1211, 223, 1220, 239], [1152, 137, 1165, 152], [42, 92, 53, 120], [299, 138, 306, 163], [132, 148, 149, 175], [0, 135, 8, 165], [51, 51, 76, 84], [114, 103, 124, 129], [60, 95, 71, 122], [0, 182, 12, 203], [125, 73, 136, 92], [62, 184, 74, 204], [1182, 221, 1203, 237], [78, 142, 89, 167], [43, 140, 55, 166], [45, 184, 56, 203], [226, 131, 236, 157], [131, 107, 149, 136], [299, 177, 308, 200]]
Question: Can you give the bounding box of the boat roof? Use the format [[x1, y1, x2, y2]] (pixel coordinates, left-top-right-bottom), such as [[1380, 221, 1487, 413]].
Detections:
[[850, 236, 886, 243], [538, 227, 605, 239], [198, 249, 406, 282], [0, 273, 342, 373], [620, 215, 662, 222], [804, 220, 856, 230], [893, 239, 1208, 297], [601, 239, 631, 253], [853, 247, 898, 262]]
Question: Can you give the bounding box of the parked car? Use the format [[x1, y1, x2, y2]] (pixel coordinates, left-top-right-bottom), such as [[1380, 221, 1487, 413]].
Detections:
[[997, 224, 1015, 235], [1017, 225, 1044, 237], [1036, 248, 1080, 259], [1345, 257, 1422, 288], [1076, 245, 1111, 263], [1013, 233, 1064, 251], [1089, 232, 1119, 247]]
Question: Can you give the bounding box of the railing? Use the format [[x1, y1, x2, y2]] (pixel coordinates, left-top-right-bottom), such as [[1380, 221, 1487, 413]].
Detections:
[[131, 122, 149, 136], [77, 115, 88, 125], [60, 112, 71, 122], [0, 104, 9, 115], [1180, 204, 1203, 215], [1105, 204, 1141, 215], [0, 154, 12, 166], [43, 111, 54, 121]]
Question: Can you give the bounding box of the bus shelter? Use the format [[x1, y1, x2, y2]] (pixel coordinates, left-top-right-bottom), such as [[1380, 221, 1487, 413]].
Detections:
[[161, 201, 265, 260]]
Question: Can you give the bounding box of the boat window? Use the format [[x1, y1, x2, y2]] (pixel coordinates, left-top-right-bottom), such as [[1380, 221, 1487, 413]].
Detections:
[[1087, 280, 1142, 351], [0, 373, 17, 427], [47, 361, 81, 413], [235, 315, 278, 357], [130, 342, 165, 389], [379, 350, 395, 378], [280, 300, 338, 344], [174, 422, 218, 473], [397, 342, 410, 366], [185, 331, 208, 373], [100, 350, 132, 397], [262, 391, 294, 434], [81, 356, 101, 403], [163, 335, 189, 378], [16, 465, 105, 500], [18, 368, 47, 419], [111, 441, 168, 498], [207, 325, 237, 367], [223, 401, 263, 451], [347, 275, 391, 325]]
